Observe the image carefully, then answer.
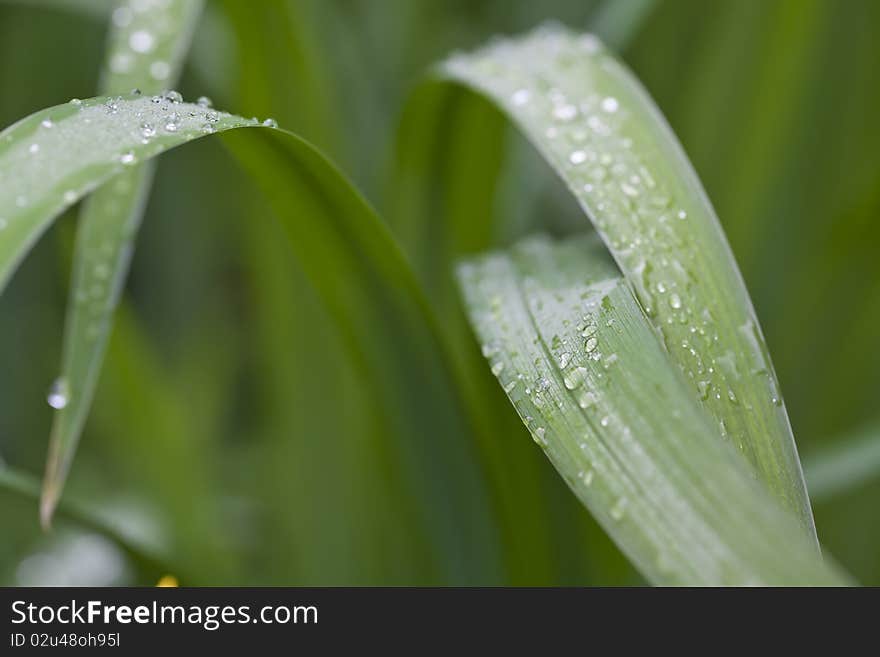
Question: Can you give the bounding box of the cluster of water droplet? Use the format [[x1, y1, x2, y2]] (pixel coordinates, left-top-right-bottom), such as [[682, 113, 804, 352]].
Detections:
[[105, 0, 183, 84], [461, 248, 638, 523], [446, 25, 787, 459]]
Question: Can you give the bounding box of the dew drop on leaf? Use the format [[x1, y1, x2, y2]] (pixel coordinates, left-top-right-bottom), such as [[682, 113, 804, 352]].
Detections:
[[47, 378, 70, 410]]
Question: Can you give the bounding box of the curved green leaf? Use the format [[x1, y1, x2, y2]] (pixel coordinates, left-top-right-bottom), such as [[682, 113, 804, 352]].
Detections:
[[438, 26, 816, 537], [0, 94, 502, 581], [458, 233, 845, 584]]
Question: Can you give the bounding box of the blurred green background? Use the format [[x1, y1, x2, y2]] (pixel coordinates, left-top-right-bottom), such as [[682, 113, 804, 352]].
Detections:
[[0, 0, 878, 585]]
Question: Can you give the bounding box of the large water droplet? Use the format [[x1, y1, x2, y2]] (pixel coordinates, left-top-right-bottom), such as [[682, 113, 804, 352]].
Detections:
[[47, 378, 70, 410]]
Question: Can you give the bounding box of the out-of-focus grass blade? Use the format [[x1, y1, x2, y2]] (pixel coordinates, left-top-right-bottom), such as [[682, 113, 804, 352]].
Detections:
[[0, 95, 501, 580], [0, 463, 170, 577], [458, 233, 846, 585], [805, 424, 880, 501], [42, 0, 204, 527], [589, 0, 658, 51], [441, 26, 816, 537]]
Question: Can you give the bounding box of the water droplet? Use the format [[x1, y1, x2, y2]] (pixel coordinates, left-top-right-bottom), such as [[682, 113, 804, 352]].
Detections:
[[585, 336, 598, 352], [552, 104, 577, 121], [697, 380, 710, 400], [200, 123, 216, 134], [533, 427, 547, 445], [563, 366, 588, 390], [164, 113, 180, 132], [119, 151, 136, 165], [63, 190, 77, 203], [491, 361, 505, 376], [579, 469, 594, 486], [669, 293, 682, 310], [503, 380, 517, 394], [141, 123, 157, 139], [47, 378, 70, 410], [28, 143, 39, 154], [577, 390, 596, 409], [569, 150, 587, 165], [150, 60, 170, 80], [262, 118, 278, 128], [194, 95, 212, 108], [600, 96, 619, 113], [151, 95, 163, 104], [205, 110, 219, 124], [164, 90, 183, 103], [129, 29, 155, 53], [620, 182, 639, 197], [677, 210, 687, 220], [599, 416, 610, 427], [131, 88, 142, 96], [40, 118, 54, 129], [558, 352, 571, 369], [727, 388, 739, 404], [69, 98, 82, 106], [511, 89, 530, 105], [610, 497, 627, 521]]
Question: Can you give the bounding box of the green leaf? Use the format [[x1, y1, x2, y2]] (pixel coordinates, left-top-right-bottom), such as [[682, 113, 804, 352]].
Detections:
[[0, 94, 502, 581], [458, 233, 846, 585], [805, 424, 880, 501], [0, 463, 171, 577], [440, 26, 816, 537], [42, 0, 204, 526]]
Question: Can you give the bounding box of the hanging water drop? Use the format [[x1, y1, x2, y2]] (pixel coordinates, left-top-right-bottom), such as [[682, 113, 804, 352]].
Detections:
[[262, 118, 278, 128], [47, 378, 70, 410]]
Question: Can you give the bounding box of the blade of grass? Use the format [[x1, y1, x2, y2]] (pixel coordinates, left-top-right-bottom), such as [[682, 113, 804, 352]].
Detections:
[[458, 232, 846, 584], [0, 464, 171, 577], [41, 0, 204, 527], [589, 0, 658, 52], [0, 94, 503, 581], [440, 26, 816, 537], [805, 424, 880, 501]]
